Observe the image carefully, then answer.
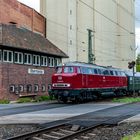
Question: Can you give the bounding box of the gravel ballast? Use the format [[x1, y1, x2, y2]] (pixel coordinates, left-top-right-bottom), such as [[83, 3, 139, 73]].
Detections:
[[0, 124, 41, 139], [1, 122, 140, 140], [75, 122, 140, 140]]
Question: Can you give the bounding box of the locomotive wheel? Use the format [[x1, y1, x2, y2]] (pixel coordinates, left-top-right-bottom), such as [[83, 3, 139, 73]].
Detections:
[[62, 98, 68, 103], [57, 96, 68, 103]]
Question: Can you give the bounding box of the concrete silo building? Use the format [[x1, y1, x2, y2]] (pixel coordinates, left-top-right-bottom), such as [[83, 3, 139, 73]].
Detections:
[[40, 0, 135, 69]]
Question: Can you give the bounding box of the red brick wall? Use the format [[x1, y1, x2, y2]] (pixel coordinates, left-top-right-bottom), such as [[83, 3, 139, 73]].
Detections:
[[0, 0, 46, 37], [0, 63, 55, 100]]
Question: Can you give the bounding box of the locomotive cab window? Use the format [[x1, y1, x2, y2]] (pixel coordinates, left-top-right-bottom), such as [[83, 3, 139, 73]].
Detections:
[[98, 69, 102, 75], [64, 67, 74, 73], [56, 67, 62, 74], [110, 70, 114, 75], [88, 68, 93, 74], [103, 70, 110, 75], [9, 85, 15, 93], [77, 67, 81, 74], [115, 71, 118, 76], [94, 69, 98, 74]]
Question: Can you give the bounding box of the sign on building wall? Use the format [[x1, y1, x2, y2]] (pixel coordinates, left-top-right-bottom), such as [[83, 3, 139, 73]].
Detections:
[[28, 68, 44, 74]]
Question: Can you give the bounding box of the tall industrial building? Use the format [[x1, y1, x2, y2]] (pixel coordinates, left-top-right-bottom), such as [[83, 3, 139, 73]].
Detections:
[[40, 0, 135, 69]]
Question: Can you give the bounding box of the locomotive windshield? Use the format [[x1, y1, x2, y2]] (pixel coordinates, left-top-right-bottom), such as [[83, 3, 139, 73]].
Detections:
[[64, 67, 74, 73], [56, 67, 62, 74], [56, 66, 74, 73]]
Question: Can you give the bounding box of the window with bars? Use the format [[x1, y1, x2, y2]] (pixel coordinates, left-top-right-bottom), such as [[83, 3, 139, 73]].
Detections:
[[41, 56, 48, 66], [14, 52, 23, 64], [33, 55, 40, 66], [3, 50, 13, 63], [48, 57, 54, 67], [24, 53, 32, 65]]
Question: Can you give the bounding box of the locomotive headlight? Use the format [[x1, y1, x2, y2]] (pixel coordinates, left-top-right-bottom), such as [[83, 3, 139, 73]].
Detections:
[[67, 84, 71, 87], [52, 84, 56, 87], [52, 83, 71, 87]]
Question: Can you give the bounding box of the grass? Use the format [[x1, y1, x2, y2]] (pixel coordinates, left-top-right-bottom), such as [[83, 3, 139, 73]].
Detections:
[[122, 131, 140, 140], [17, 97, 32, 103], [112, 97, 140, 103], [0, 99, 10, 104], [34, 95, 54, 102], [17, 95, 55, 103]]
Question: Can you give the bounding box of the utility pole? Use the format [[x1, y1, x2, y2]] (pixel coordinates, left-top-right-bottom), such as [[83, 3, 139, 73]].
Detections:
[[132, 66, 135, 96], [87, 29, 95, 64], [128, 61, 136, 96]]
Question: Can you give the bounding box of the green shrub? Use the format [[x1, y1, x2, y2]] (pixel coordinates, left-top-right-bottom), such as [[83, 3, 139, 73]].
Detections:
[[35, 95, 52, 102], [112, 97, 140, 103], [136, 65, 140, 72], [0, 99, 10, 104], [122, 131, 140, 140], [17, 97, 32, 103]]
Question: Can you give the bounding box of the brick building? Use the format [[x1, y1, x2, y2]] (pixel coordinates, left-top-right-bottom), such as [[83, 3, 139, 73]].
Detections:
[[0, 0, 68, 100], [0, 0, 46, 37]]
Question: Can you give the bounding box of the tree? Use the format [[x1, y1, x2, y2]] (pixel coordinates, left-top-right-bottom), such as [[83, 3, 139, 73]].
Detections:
[[136, 53, 140, 72]]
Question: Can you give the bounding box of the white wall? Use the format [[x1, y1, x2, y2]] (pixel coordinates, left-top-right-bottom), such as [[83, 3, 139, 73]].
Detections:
[[40, 0, 135, 69]]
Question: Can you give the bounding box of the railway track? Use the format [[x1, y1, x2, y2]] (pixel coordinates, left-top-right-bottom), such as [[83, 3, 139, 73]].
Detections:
[[7, 103, 140, 140], [6, 122, 109, 140]]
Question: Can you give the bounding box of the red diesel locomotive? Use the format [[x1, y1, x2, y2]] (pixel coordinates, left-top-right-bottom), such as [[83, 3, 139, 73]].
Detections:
[[49, 62, 127, 103]]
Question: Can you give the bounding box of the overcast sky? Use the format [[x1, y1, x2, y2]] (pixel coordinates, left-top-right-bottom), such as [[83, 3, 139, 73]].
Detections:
[[18, 0, 40, 12], [135, 0, 140, 28]]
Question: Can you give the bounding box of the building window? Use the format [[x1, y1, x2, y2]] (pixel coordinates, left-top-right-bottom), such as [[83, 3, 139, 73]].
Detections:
[[70, 10, 72, 15], [70, 40, 72, 45], [9, 85, 15, 93], [33, 55, 40, 66], [24, 53, 32, 65], [41, 56, 48, 66], [26, 84, 32, 93], [70, 25, 72, 30], [34, 84, 39, 93], [3, 50, 13, 63], [42, 85, 46, 92], [48, 57, 54, 67], [55, 58, 61, 66], [0, 50, 2, 61], [14, 52, 23, 64], [18, 85, 24, 93]]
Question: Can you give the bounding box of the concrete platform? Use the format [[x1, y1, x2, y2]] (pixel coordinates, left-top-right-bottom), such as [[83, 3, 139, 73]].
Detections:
[[0, 103, 125, 124], [121, 114, 140, 123], [0, 101, 56, 110]]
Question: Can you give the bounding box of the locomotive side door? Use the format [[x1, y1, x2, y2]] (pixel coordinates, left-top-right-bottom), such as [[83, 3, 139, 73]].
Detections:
[[81, 67, 88, 88], [82, 74, 88, 87]]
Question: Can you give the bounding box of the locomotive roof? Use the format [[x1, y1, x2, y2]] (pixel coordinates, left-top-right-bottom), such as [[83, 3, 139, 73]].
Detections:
[[62, 61, 123, 71], [63, 62, 104, 69], [125, 71, 140, 77]]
